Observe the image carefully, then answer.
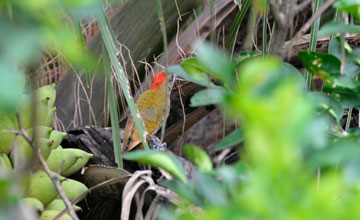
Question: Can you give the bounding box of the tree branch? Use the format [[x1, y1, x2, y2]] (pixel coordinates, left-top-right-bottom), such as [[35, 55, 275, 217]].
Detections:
[[294, 0, 312, 14], [268, 0, 285, 26]]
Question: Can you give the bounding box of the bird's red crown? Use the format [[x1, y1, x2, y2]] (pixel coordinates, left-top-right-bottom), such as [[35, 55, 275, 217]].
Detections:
[[150, 71, 166, 90]]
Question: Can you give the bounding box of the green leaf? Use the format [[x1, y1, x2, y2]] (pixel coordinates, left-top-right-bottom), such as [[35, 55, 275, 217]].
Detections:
[[319, 21, 360, 37], [349, 48, 360, 65], [195, 41, 236, 88], [182, 145, 213, 172], [168, 65, 217, 88], [333, 0, 360, 19], [215, 127, 244, 151], [124, 150, 187, 183], [0, 70, 24, 111], [160, 179, 202, 206], [309, 92, 344, 121], [190, 88, 226, 107], [195, 172, 227, 205], [298, 51, 340, 75], [309, 139, 360, 168], [279, 62, 307, 90], [236, 56, 281, 92], [335, 75, 360, 89], [180, 57, 206, 80], [225, 0, 251, 49], [102, 43, 123, 168], [234, 51, 262, 66], [211, 161, 250, 194], [328, 37, 360, 77], [347, 127, 360, 136], [323, 86, 360, 108]]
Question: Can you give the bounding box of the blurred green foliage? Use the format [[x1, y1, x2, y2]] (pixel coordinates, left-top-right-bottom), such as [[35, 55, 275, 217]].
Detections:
[[158, 28, 360, 218], [0, 0, 97, 111], [0, 0, 99, 216]]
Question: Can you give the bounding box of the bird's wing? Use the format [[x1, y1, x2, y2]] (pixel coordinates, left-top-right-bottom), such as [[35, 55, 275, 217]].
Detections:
[[136, 90, 167, 133], [122, 116, 134, 151], [127, 139, 143, 151]]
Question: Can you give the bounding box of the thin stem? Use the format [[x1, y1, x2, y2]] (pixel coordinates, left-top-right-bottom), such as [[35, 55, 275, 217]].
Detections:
[[74, 18, 91, 86], [103, 43, 123, 168], [156, 0, 169, 142], [330, 10, 340, 39], [267, 22, 276, 53], [226, 0, 251, 51], [6, 0, 13, 24], [262, 1, 268, 56], [340, 34, 346, 75], [345, 108, 352, 130], [304, 0, 323, 90], [244, 9, 256, 51], [209, 0, 214, 43], [340, 13, 352, 130]]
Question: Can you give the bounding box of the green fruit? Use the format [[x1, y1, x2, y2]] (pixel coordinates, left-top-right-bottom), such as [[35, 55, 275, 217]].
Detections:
[[40, 210, 71, 220], [35, 84, 56, 107], [19, 96, 50, 129], [46, 148, 79, 175], [25, 126, 53, 140], [26, 171, 65, 206], [45, 107, 56, 127], [49, 130, 67, 149], [0, 152, 12, 170], [62, 149, 93, 177], [11, 138, 52, 168], [45, 199, 81, 212], [0, 115, 16, 154], [58, 178, 88, 201], [22, 197, 44, 213]]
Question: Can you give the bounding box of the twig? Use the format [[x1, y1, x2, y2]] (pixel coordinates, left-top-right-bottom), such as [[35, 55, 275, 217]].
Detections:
[[209, 0, 215, 43], [285, 0, 337, 58], [14, 113, 79, 220], [294, 0, 312, 14], [340, 34, 346, 75], [177, 84, 186, 139], [262, 1, 268, 56]]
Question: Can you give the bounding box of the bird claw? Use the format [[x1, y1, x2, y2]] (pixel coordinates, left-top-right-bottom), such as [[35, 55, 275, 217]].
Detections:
[[155, 142, 167, 151], [148, 135, 167, 151]]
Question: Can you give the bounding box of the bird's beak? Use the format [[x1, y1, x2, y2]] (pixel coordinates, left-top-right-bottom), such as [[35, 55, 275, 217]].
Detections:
[[168, 73, 175, 82]]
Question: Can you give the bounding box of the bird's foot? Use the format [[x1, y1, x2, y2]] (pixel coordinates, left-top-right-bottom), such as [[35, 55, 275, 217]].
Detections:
[[156, 142, 167, 150], [148, 135, 167, 151]]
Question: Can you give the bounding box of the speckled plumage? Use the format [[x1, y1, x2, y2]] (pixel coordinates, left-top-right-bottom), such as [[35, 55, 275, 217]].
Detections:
[[122, 72, 170, 151]]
